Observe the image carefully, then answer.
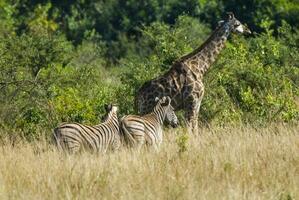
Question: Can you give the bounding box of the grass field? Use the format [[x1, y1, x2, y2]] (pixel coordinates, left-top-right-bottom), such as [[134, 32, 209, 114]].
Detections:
[[0, 125, 298, 200]]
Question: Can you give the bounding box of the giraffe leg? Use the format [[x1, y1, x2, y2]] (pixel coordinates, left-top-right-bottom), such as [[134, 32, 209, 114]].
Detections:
[[183, 84, 204, 134], [185, 102, 200, 134]]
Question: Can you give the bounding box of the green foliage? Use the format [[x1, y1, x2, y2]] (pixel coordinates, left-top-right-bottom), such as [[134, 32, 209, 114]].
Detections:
[[120, 17, 299, 125], [0, 0, 16, 36], [0, 1, 299, 138], [201, 21, 299, 124], [119, 16, 210, 113], [12, 0, 299, 60], [0, 25, 72, 132], [137, 16, 210, 67], [0, 19, 116, 135], [51, 88, 96, 123]]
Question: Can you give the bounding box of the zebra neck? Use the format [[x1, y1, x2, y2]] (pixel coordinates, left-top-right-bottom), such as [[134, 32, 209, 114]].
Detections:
[[96, 115, 119, 131], [153, 109, 165, 125], [109, 116, 119, 131]]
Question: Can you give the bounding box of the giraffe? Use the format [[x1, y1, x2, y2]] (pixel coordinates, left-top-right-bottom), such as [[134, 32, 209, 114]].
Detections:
[[135, 12, 251, 133]]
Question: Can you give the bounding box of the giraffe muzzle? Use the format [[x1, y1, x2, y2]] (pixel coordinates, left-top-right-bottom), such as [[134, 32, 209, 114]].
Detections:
[[244, 26, 252, 34]]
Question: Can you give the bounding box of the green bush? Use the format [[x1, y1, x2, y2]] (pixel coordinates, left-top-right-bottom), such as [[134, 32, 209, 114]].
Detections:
[[118, 16, 210, 113], [0, 26, 72, 131], [119, 18, 299, 125], [0, 0, 16, 36], [1, 1, 299, 139], [201, 20, 299, 124]]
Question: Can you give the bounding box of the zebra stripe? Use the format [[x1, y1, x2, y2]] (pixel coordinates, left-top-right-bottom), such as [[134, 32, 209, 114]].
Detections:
[[53, 104, 120, 153], [120, 96, 178, 149]]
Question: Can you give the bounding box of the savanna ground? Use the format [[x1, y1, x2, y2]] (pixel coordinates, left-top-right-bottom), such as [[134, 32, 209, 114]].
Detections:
[[0, 125, 298, 200]]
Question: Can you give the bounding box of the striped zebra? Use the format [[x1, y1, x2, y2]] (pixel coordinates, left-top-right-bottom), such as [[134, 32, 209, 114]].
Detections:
[[53, 104, 120, 153], [120, 96, 178, 150]]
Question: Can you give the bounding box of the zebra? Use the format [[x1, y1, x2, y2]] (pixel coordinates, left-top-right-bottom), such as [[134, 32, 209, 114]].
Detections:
[[53, 104, 120, 153], [120, 96, 178, 150]]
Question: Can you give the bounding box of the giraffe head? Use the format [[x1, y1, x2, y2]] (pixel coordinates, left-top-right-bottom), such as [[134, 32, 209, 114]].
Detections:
[[218, 12, 251, 35], [155, 96, 178, 128]]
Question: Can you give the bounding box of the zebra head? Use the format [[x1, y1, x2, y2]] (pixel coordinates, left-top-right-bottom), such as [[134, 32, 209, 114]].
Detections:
[[155, 96, 178, 128], [102, 104, 118, 122]]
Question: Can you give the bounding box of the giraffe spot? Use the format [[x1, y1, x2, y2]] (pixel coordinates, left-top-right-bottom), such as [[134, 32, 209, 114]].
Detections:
[[193, 68, 200, 74], [166, 88, 173, 95], [194, 82, 201, 87], [190, 60, 197, 66], [160, 78, 168, 85], [153, 91, 162, 98], [171, 90, 178, 96], [144, 88, 153, 94], [199, 55, 205, 59], [179, 74, 185, 84], [186, 76, 194, 82], [198, 60, 205, 65]]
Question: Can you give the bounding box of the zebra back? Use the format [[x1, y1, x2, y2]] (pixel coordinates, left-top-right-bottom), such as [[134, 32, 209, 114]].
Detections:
[[53, 104, 120, 153]]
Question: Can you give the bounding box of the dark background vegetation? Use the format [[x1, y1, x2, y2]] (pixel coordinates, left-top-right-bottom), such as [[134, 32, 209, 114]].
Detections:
[[0, 0, 299, 139]]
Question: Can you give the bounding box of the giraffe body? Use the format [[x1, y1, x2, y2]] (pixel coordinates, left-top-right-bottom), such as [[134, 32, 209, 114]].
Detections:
[[135, 13, 251, 133]]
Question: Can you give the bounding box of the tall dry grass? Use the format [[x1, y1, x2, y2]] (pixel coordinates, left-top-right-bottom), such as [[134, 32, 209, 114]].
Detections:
[[0, 125, 298, 200]]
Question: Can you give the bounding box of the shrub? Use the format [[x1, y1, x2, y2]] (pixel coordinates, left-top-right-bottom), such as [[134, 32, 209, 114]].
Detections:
[[201, 20, 299, 124], [119, 16, 210, 113], [1, 1, 299, 139], [120, 17, 299, 125]]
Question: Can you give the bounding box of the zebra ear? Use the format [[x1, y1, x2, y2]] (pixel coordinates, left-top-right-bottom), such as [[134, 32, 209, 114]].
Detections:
[[155, 97, 160, 102], [165, 96, 171, 105], [104, 104, 112, 111], [101, 115, 105, 122], [111, 105, 118, 112], [161, 96, 170, 106], [226, 12, 235, 20], [104, 104, 108, 111]]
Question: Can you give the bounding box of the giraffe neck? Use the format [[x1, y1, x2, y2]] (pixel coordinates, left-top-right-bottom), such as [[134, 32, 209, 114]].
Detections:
[[179, 22, 231, 75]]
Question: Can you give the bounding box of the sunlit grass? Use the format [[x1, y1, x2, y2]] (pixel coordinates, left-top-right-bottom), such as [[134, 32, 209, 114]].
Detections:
[[0, 125, 298, 200]]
